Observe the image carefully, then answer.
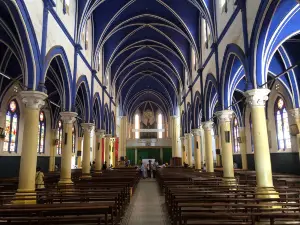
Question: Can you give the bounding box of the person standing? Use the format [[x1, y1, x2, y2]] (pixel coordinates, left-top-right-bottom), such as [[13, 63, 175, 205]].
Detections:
[[147, 164, 151, 178], [152, 160, 158, 178], [140, 163, 146, 179], [35, 167, 45, 189]]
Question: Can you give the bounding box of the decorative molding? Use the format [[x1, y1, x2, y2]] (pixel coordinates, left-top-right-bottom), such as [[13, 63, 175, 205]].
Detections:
[[81, 123, 95, 132], [20, 91, 48, 109], [60, 112, 77, 124], [244, 89, 270, 107], [202, 121, 214, 131], [215, 110, 234, 123]]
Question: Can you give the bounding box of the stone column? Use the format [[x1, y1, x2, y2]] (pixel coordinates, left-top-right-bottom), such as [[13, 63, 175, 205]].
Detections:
[[239, 127, 248, 170], [289, 108, 300, 160], [119, 116, 127, 159], [81, 123, 94, 178], [15, 91, 47, 204], [49, 129, 56, 172], [180, 137, 186, 164], [170, 116, 180, 157], [95, 130, 105, 172], [135, 148, 138, 165], [215, 110, 235, 184], [185, 133, 193, 166], [245, 89, 278, 198], [203, 121, 214, 172], [111, 138, 116, 167], [58, 112, 77, 185], [214, 134, 221, 167], [77, 137, 83, 168], [105, 134, 112, 166], [160, 147, 163, 164], [192, 129, 202, 170]]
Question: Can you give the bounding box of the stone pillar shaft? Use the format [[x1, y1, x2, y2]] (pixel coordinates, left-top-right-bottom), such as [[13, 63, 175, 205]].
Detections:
[[81, 123, 94, 178], [239, 127, 248, 170], [192, 129, 202, 170], [16, 91, 47, 204], [245, 89, 277, 198], [95, 130, 105, 172], [49, 129, 56, 172], [180, 137, 186, 165], [203, 121, 214, 172], [185, 133, 193, 166], [170, 116, 180, 157], [215, 110, 235, 181], [105, 135, 112, 166], [77, 137, 83, 168]]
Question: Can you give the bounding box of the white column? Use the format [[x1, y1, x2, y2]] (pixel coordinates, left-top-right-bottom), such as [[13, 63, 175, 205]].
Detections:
[[192, 129, 202, 169], [119, 116, 127, 159], [245, 89, 278, 198], [81, 123, 94, 178], [105, 134, 112, 166], [203, 121, 214, 172], [185, 133, 193, 166], [135, 148, 138, 165], [59, 112, 77, 185], [180, 136, 186, 165], [160, 147, 163, 164], [15, 91, 47, 204], [95, 130, 105, 172]]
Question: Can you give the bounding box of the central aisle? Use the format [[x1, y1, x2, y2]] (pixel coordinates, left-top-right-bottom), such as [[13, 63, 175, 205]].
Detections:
[[121, 179, 170, 225]]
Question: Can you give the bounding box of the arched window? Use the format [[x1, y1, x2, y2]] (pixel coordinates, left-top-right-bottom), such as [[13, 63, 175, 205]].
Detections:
[[232, 117, 240, 153], [56, 120, 63, 155], [72, 126, 76, 153], [3, 100, 19, 152], [37, 111, 46, 153], [135, 114, 139, 139], [158, 114, 163, 139], [203, 19, 211, 48], [275, 97, 291, 150]]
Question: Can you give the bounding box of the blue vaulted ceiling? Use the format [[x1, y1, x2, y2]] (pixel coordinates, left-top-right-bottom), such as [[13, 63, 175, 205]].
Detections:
[[77, 0, 213, 118]]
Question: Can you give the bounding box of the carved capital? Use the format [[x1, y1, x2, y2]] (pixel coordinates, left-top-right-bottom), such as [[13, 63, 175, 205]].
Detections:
[[20, 91, 47, 110], [81, 123, 94, 132], [192, 129, 201, 136], [203, 121, 214, 131], [244, 89, 270, 107], [215, 110, 234, 123], [95, 129, 106, 137], [289, 108, 300, 118], [60, 112, 77, 124]]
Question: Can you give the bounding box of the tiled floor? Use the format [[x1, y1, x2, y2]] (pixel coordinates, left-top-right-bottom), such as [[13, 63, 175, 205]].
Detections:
[[121, 179, 170, 225]]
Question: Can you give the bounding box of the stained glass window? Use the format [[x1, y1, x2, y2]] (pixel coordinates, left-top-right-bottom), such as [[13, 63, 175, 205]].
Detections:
[[37, 111, 46, 153], [3, 100, 19, 152], [233, 117, 240, 153], [275, 97, 291, 150], [72, 126, 76, 153], [158, 114, 163, 139], [56, 120, 63, 155]]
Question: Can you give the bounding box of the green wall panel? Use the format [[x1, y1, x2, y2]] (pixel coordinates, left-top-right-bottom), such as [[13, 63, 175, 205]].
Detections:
[[163, 148, 172, 164], [126, 148, 135, 165], [137, 148, 160, 162]]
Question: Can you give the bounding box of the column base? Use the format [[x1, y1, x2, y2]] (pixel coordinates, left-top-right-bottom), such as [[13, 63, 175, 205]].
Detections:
[[94, 170, 102, 174], [58, 178, 73, 186], [13, 189, 36, 204], [80, 174, 92, 180], [222, 177, 237, 187], [255, 186, 279, 199]]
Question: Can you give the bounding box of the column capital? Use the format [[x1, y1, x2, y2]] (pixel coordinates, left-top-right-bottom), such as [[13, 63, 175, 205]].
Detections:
[[105, 134, 112, 138], [215, 110, 234, 123], [180, 136, 185, 141], [184, 133, 193, 138], [95, 129, 106, 136], [60, 112, 77, 124], [203, 121, 214, 131], [20, 91, 47, 109], [170, 115, 179, 119], [244, 89, 270, 107], [81, 123, 94, 132], [192, 129, 201, 136], [289, 108, 300, 118]]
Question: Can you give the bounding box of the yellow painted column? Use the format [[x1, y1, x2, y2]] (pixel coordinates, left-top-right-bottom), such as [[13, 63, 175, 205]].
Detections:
[[77, 137, 83, 168], [15, 91, 47, 204], [95, 130, 105, 172], [111, 138, 116, 167], [81, 123, 94, 178], [58, 112, 77, 185], [170, 116, 180, 157], [245, 89, 278, 198], [48, 129, 56, 172], [105, 134, 112, 166], [192, 129, 202, 170], [180, 137, 186, 165], [215, 110, 235, 183], [185, 133, 193, 166], [239, 127, 248, 170], [203, 121, 214, 172]]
